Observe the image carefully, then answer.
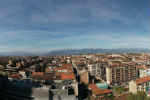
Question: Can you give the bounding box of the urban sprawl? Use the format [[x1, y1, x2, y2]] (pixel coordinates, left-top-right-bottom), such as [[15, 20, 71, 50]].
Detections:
[[0, 53, 150, 100]]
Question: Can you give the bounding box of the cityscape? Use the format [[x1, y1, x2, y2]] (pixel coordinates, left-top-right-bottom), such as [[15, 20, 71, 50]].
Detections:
[[0, 53, 150, 100], [0, 0, 149, 100]]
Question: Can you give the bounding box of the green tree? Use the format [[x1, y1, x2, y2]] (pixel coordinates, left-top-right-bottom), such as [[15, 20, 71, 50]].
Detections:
[[146, 97, 150, 100], [0, 60, 8, 66], [102, 94, 114, 100], [127, 94, 137, 100], [112, 86, 125, 95], [127, 91, 148, 100], [136, 91, 147, 100]]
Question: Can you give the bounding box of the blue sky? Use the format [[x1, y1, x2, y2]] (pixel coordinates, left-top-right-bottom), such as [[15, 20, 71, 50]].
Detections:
[[0, 0, 149, 52]]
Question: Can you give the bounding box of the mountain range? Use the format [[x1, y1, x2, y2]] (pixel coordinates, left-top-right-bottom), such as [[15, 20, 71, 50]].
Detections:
[[0, 48, 150, 56], [47, 48, 150, 55]]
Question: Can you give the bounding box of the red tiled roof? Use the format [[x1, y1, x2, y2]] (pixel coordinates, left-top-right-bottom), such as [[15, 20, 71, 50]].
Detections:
[[45, 67, 51, 72], [89, 84, 112, 95], [135, 76, 150, 85], [55, 72, 74, 75], [33, 75, 61, 80], [54, 67, 73, 73], [61, 64, 72, 68], [61, 74, 76, 80], [32, 71, 75, 80], [8, 73, 21, 78], [136, 65, 147, 69], [32, 72, 44, 76]]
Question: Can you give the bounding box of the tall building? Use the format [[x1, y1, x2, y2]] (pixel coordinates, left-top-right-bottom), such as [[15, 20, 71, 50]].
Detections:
[[80, 72, 89, 84], [9, 60, 13, 65], [106, 64, 137, 85]]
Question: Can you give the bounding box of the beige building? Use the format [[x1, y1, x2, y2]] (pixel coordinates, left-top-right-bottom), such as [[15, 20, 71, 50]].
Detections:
[[106, 64, 137, 85], [129, 76, 150, 96], [80, 71, 89, 84], [9, 60, 13, 65]]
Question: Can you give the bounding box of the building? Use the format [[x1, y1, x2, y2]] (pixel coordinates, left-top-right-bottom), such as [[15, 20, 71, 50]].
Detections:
[[80, 71, 89, 84], [8, 60, 13, 65], [0, 76, 78, 100], [137, 65, 150, 78], [89, 83, 112, 99], [95, 83, 108, 89], [16, 62, 21, 68], [88, 63, 105, 76], [139, 68, 150, 78], [129, 76, 150, 96], [106, 64, 137, 85]]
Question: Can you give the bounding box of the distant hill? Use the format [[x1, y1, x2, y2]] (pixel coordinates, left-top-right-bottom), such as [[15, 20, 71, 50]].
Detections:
[[47, 48, 150, 55], [0, 48, 149, 56]]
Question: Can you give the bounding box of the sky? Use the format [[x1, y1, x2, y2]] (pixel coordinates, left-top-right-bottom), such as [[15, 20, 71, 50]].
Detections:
[[0, 0, 149, 52]]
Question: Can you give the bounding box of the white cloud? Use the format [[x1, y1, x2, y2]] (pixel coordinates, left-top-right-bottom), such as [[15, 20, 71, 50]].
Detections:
[[111, 36, 150, 48]]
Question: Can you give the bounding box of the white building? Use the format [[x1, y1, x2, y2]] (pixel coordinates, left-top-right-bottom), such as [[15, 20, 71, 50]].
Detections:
[[139, 68, 150, 78], [88, 63, 102, 76]]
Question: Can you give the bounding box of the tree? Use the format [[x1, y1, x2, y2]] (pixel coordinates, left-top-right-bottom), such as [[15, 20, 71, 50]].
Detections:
[[146, 97, 150, 100], [127, 91, 148, 100], [112, 86, 125, 95], [0, 60, 8, 66], [102, 94, 114, 100], [136, 91, 147, 100], [127, 94, 137, 100]]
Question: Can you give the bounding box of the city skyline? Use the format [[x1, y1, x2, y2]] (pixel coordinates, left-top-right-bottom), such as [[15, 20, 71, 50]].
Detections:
[[0, 0, 149, 52]]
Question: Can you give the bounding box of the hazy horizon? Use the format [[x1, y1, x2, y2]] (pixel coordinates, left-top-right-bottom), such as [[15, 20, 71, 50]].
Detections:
[[0, 48, 150, 54]]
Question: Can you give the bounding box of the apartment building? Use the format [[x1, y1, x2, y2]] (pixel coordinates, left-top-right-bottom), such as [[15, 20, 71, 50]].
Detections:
[[139, 68, 150, 78], [88, 62, 106, 76], [137, 65, 150, 78], [129, 76, 150, 96], [106, 64, 137, 85]]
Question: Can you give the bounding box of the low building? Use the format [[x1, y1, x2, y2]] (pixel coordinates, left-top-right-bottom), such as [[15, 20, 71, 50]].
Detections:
[[0, 79, 77, 100], [96, 83, 108, 89], [129, 76, 150, 96], [89, 83, 112, 99]]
